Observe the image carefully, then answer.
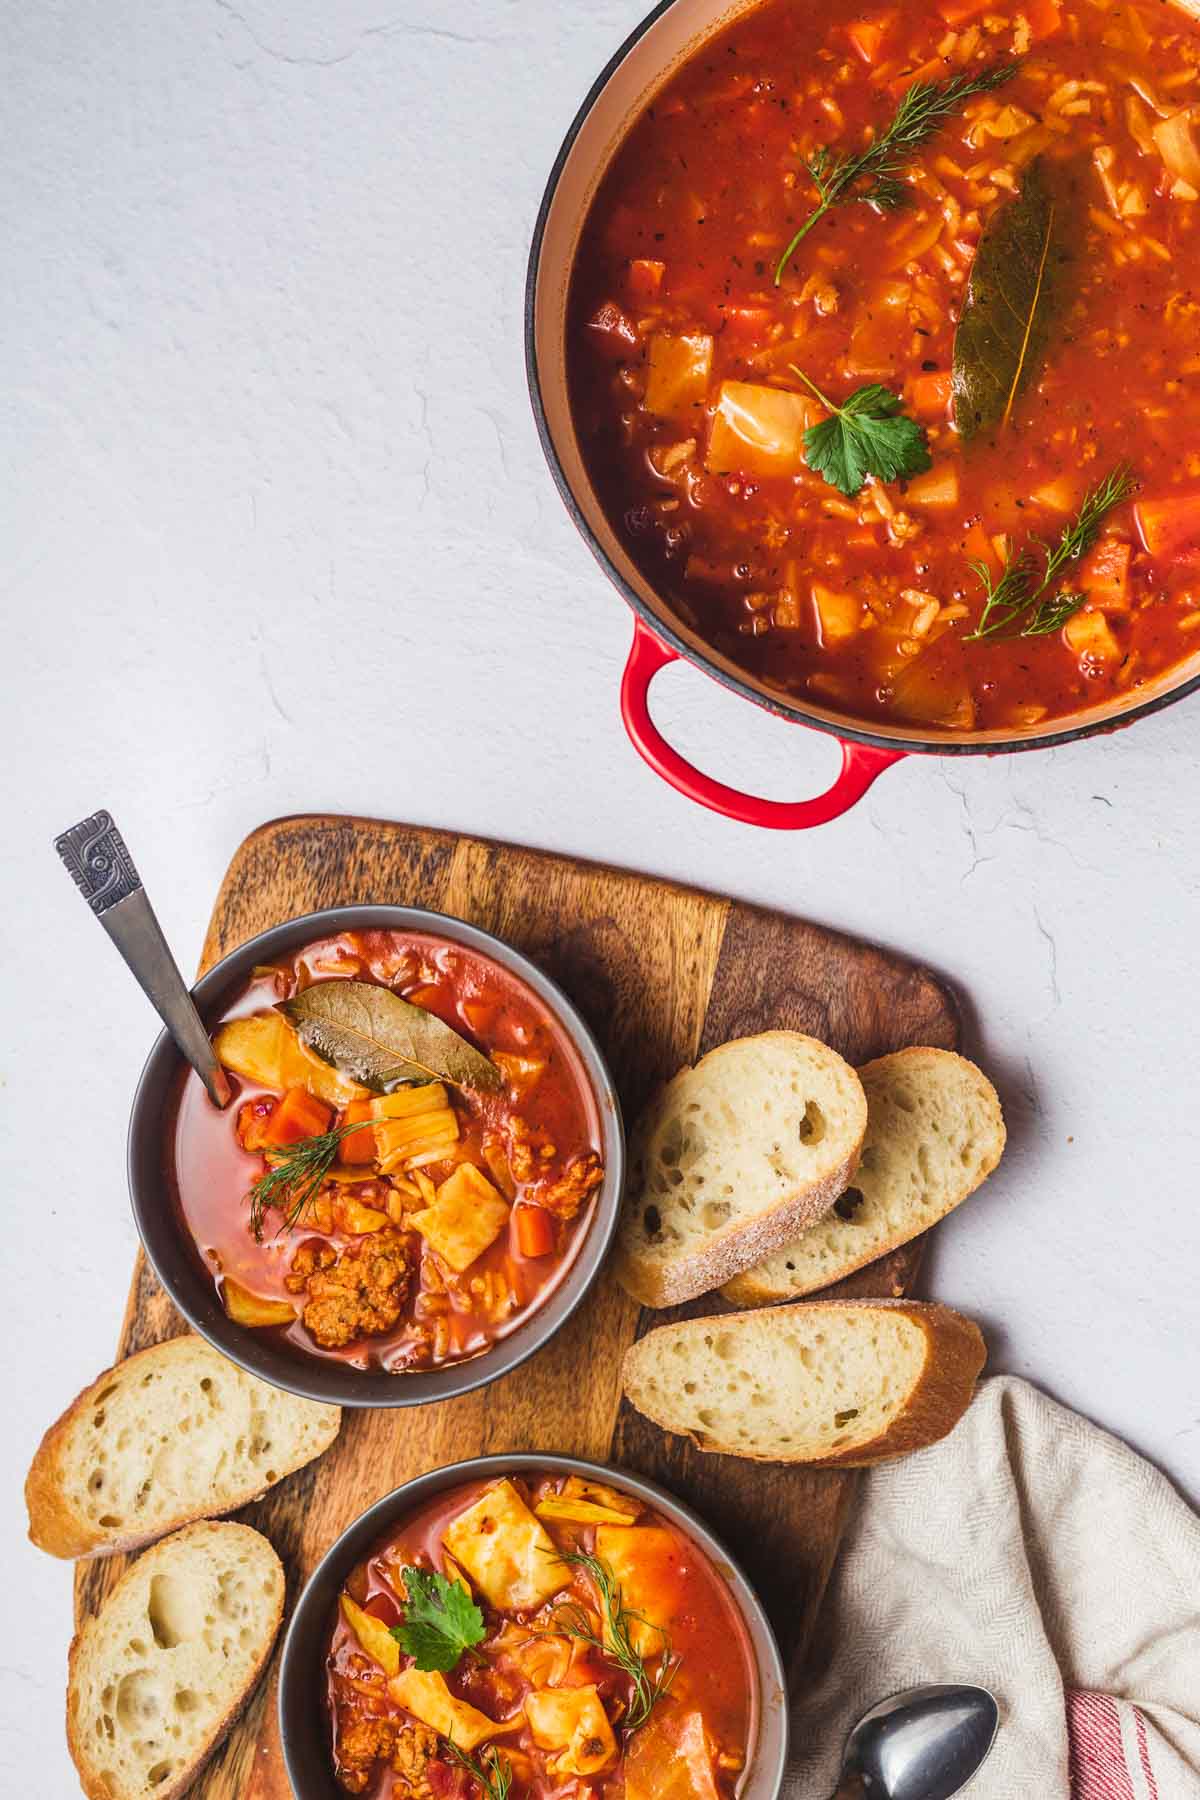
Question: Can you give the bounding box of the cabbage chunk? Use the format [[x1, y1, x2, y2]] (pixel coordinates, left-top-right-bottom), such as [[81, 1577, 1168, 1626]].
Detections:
[[443, 1479, 569, 1612], [387, 1670, 499, 1749], [705, 381, 819, 477], [644, 333, 713, 420], [626, 1708, 722, 1800], [410, 1163, 509, 1272], [526, 1686, 618, 1775]]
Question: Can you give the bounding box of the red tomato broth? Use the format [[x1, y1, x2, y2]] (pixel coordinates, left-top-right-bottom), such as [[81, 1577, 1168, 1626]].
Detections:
[[567, 0, 1200, 734], [171, 930, 604, 1372], [327, 1473, 758, 1800]]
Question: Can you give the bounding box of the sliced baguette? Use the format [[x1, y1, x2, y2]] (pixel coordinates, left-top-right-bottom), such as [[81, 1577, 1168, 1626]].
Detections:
[[622, 1299, 986, 1465], [27, 1333, 341, 1560], [67, 1520, 284, 1800], [722, 1049, 1005, 1307], [614, 1032, 868, 1308]]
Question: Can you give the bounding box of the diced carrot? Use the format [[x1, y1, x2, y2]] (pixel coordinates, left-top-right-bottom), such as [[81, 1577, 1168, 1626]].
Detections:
[[515, 1205, 556, 1259], [908, 371, 953, 418], [889, 56, 949, 96], [407, 983, 442, 1010], [847, 17, 888, 64], [1135, 491, 1200, 558], [1025, 0, 1062, 39], [961, 521, 1000, 576], [264, 1086, 334, 1148], [936, 0, 986, 22], [721, 304, 776, 339], [1079, 538, 1132, 610], [338, 1097, 378, 1166], [627, 258, 666, 303]]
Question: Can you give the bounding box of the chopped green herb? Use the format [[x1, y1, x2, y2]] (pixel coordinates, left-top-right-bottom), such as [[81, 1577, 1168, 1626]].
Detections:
[[967, 464, 1138, 640], [389, 1566, 486, 1673], [444, 1743, 512, 1800], [246, 1117, 378, 1241], [791, 366, 931, 498], [548, 1549, 678, 1733], [775, 62, 1020, 283]]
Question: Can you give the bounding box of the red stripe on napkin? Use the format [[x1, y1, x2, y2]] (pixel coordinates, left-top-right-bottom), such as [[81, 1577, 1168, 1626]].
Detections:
[[1067, 1690, 1158, 1800]]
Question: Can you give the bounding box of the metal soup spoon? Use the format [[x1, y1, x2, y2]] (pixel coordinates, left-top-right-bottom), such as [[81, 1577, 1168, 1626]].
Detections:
[[830, 1684, 1000, 1800], [55, 810, 232, 1110]]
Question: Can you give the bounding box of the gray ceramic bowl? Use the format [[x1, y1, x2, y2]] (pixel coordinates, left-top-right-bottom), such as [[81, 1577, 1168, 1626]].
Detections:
[[127, 904, 624, 1408], [277, 1453, 789, 1800]]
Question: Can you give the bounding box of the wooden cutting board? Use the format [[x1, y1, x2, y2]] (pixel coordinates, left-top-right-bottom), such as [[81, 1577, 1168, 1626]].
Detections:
[[74, 814, 958, 1800]]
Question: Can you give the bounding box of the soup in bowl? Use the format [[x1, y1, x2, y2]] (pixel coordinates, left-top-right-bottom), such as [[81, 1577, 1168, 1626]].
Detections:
[[278, 1457, 788, 1800], [129, 907, 623, 1406]]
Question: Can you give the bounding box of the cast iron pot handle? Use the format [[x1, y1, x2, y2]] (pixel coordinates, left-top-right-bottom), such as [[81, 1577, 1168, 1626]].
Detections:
[[620, 619, 905, 829]]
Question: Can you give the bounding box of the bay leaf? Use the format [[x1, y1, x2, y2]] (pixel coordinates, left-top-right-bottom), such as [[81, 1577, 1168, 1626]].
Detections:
[[278, 980, 502, 1094], [952, 155, 1084, 443]]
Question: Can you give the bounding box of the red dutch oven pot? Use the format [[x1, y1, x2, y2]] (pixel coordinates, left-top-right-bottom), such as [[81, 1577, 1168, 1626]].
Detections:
[[525, 0, 1200, 830]]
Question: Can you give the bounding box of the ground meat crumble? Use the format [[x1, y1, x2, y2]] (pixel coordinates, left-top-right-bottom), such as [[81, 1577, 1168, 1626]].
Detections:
[[285, 1227, 414, 1349]]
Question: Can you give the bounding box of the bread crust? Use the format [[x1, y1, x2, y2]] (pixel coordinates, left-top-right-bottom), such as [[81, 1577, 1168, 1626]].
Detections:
[[26, 1333, 341, 1560], [65, 1521, 284, 1800], [614, 1143, 863, 1306], [722, 1049, 1006, 1307], [622, 1299, 987, 1465], [615, 1032, 867, 1307]]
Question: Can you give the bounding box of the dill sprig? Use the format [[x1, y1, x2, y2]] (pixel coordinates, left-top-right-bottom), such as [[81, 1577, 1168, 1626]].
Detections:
[[246, 1118, 377, 1241], [548, 1549, 679, 1733], [775, 61, 1020, 283], [966, 463, 1138, 641], [443, 1742, 512, 1800]]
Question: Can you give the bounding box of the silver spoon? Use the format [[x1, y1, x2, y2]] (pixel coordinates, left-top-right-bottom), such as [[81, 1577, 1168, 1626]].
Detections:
[[55, 809, 232, 1109], [830, 1685, 1000, 1800]]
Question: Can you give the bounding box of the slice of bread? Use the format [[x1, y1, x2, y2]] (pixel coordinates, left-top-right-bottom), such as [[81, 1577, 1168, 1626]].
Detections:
[[722, 1049, 1005, 1307], [67, 1521, 284, 1800], [622, 1299, 986, 1465], [614, 1032, 868, 1308], [26, 1333, 341, 1560]]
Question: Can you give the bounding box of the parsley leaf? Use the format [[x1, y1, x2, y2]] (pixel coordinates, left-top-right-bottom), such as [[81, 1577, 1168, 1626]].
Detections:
[[389, 1566, 486, 1673], [791, 366, 931, 498]]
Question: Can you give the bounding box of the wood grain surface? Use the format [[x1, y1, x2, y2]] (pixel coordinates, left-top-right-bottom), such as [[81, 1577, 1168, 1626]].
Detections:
[[72, 814, 958, 1800]]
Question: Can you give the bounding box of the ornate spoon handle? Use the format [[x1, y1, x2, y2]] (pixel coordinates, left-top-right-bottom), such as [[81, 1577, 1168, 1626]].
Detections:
[[54, 810, 232, 1109]]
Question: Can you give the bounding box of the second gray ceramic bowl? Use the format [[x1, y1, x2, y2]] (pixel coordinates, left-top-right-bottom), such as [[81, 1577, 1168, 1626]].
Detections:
[[277, 1453, 789, 1800], [128, 904, 625, 1408]]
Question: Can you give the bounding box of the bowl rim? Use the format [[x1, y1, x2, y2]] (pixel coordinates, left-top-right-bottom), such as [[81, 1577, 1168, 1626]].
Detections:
[[524, 0, 1200, 759], [126, 902, 625, 1409], [277, 1451, 790, 1800]]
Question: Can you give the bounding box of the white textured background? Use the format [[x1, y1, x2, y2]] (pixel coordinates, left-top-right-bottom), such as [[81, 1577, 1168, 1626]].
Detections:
[[4, 1, 1198, 1790]]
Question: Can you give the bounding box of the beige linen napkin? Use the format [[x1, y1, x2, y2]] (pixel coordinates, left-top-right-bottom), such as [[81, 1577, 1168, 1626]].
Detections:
[[787, 1376, 1200, 1799]]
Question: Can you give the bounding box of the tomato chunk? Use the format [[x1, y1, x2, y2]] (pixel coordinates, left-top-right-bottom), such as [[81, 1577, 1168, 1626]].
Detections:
[[1025, 0, 1062, 39], [586, 300, 638, 357], [265, 1086, 334, 1148]]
